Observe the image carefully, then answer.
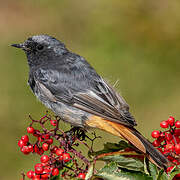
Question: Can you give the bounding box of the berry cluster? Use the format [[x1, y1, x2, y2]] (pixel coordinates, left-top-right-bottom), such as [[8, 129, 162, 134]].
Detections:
[[18, 130, 53, 156], [151, 116, 180, 178], [18, 114, 88, 180]]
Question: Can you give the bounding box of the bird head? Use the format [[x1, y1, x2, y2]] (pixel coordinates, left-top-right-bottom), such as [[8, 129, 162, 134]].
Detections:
[[11, 35, 68, 67]]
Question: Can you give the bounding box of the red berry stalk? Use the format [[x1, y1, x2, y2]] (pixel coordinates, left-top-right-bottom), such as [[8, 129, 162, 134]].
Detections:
[[151, 116, 180, 179]]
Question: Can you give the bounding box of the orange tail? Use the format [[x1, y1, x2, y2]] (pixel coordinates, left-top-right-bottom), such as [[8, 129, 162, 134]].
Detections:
[[86, 116, 170, 169]]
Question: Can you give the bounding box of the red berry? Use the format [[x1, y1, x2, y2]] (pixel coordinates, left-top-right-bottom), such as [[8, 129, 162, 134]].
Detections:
[[63, 153, 71, 162], [165, 132, 173, 141], [159, 132, 165, 137], [34, 163, 44, 174], [41, 155, 49, 163], [41, 169, 49, 179], [27, 126, 34, 134], [175, 144, 180, 154], [174, 173, 180, 178], [26, 170, 35, 179], [165, 144, 174, 152], [159, 132, 165, 139], [160, 121, 169, 128], [18, 139, 27, 147], [38, 137, 44, 142], [52, 168, 59, 176], [157, 137, 164, 143], [172, 159, 179, 165], [163, 151, 170, 156], [45, 138, 53, 145], [50, 120, 57, 126], [34, 163, 42, 167], [172, 136, 180, 145], [32, 175, 40, 180], [167, 155, 175, 161], [78, 173, 86, 179], [44, 165, 52, 172], [157, 148, 163, 153], [151, 130, 160, 138], [56, 148, 64, 156], [37, 147, 44, 155], [166, 166, 174, 173], [41, 162, 48, 167], [42, 143, 49, 151], [166, 140, 172, 145], [174, 129, 180, 136], [59, 155, 63, 161], [175, 121, 180, 128], [33, 144, 39, 153], [33, 130, 40, 137], [21, 146, 30, 155], [42, 134, 50, 140], [51, 146, 58, 153], [168, 116, 175, 126], [27, 144, 33, 152], [152, 140, 160, 147], [21, 135, 29, 143], [157, 133, 165, 142]]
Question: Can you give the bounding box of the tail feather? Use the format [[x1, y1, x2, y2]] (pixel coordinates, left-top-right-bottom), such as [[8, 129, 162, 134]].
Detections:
[[130, 128, 170, 168], [106, 121, 170, 168], [86, 116, 170, 169]]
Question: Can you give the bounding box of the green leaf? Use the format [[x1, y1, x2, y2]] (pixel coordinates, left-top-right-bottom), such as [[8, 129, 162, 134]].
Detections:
[[104, 140, 131, 151], [157, 169, 169, 180], [148, 162, 158, 180], [143, 157, 158, 179], [85, 163, 94, 180], [89, 140, 131, 156], [98, 154, 144, 173], [143, 157, 149, 175], [94, 162, 153, 180]]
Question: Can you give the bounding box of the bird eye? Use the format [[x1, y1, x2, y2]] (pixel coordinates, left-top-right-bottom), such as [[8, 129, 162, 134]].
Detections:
[[36, 44, 44, 52]]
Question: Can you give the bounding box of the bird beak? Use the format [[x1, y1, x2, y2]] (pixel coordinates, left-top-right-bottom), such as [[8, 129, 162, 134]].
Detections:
[[11, 43, 25, 49]]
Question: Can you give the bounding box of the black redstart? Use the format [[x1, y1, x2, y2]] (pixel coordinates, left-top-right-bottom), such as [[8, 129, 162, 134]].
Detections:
[[12, 35, 169, 168]]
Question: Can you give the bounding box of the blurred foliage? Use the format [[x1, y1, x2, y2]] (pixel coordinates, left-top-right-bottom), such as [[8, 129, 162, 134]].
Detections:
[[1, 0, 180, 179]]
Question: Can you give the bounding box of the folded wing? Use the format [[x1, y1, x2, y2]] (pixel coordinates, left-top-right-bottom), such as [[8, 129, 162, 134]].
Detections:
[[33, 66, 136, 127]]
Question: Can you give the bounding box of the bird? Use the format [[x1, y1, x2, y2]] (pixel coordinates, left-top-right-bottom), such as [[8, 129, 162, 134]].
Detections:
[[12, 34, 170, 169]]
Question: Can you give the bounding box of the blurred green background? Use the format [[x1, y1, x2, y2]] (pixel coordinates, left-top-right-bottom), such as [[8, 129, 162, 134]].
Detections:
[[1, 0, 180, 179]]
